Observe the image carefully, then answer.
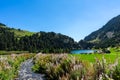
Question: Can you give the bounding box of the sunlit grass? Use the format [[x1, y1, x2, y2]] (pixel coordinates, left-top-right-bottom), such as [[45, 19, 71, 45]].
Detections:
[[0, 53, 34, 80], [32, 53, 120, 80], [10, 29, 34, 38], [70, 47, 120, 64], [0, 51, 29, 55], [70, 53, 120, 63]]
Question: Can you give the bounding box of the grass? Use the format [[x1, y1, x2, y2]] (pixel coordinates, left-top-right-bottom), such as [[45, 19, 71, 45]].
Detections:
[[32, 53, 120, 80], [70, 47, 120, 64], [0, 25, 34, 38], [0, 47, 120, 80], [70, 53, 119, 63], [0, 53, 34, 80], [0, 51, 29, 55], [10, 29, 34, 38], [32, 47, 120, 80]]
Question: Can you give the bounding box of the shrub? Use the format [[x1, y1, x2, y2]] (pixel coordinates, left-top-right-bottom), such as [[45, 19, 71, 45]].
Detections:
[[112, 62, 120, 80], [32, 54, 120, 80]]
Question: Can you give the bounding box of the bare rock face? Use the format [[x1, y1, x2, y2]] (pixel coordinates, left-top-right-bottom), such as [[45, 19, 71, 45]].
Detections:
[[17, 59, 45, 80], [106, 32, 114, 39]]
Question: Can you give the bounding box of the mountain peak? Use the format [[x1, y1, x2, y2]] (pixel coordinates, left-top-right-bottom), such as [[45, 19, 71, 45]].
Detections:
[[84, 15, 120, 48], [84, 15, 120, 42]]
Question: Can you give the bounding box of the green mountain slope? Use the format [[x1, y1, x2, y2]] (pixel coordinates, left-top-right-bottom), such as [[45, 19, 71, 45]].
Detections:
[[0, 23, 34, 38], [10, 29, 34, 38], [84, 15, 120, 48]]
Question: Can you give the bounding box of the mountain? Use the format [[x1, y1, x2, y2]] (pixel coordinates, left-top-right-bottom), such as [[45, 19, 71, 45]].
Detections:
[[0, 23, 78, 53], [84, 15, 120, 48]]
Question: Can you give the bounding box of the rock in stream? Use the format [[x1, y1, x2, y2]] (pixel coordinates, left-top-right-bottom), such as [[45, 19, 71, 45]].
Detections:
[[17, 59, 45, 80]]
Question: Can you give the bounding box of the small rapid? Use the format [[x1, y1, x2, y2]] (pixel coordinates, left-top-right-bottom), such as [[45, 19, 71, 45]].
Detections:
[[17, 59, 45, 80]]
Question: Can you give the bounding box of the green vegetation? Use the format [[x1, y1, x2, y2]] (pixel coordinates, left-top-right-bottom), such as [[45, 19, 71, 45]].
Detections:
[[71, 47, 120, 63], [0, 23, 6, 27], [0, 51, 29, 55], [0, 53, 34, 80], [32, 54, 84, 80], [0, 24, 78, 53], [2, 14, 120, 53], [32, 48, 120, 80], [84, 15, 120, 48], [32, 53, 120, 80], [78, 40, 94, 49], [70, 53, 119, 63], [18, 32, 77, 53], [10, 29, 34, 38], [1, 14, 120, 79], [0, 24, 34, 38], [112, 62, 120, 80]]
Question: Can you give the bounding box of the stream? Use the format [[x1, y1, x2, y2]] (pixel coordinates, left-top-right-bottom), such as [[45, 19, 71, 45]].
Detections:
[[16, 59, 45, 80]]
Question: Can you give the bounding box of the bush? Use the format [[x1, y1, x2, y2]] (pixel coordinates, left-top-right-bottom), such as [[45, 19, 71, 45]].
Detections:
[[32, 54, 86, 80], [32, 54, 120, 80], [112, 63, 120, 80]]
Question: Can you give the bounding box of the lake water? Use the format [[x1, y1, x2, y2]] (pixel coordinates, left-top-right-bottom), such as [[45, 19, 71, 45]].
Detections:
[[71, 50, 96, 54]]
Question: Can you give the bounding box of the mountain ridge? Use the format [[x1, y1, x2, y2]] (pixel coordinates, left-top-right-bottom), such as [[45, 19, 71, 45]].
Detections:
[[84, 15, 120, 48], [0, 23, 78, 53], [1, 14, 120, 51]]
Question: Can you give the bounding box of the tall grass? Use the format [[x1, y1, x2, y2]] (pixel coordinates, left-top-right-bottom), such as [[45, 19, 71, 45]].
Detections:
[[32, 54, 120, 80], [0, 51, 29, 55], [0, 53, 34, 80]]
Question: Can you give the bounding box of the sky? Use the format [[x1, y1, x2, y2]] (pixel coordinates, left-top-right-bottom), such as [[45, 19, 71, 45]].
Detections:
[[0, 0, 120, 41]]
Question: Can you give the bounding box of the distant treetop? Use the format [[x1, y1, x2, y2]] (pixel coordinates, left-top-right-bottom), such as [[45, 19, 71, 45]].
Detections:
[[0, 23, 6, 26]]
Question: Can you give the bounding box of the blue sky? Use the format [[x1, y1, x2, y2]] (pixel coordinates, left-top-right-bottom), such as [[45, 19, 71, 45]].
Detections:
[[0, 0, 120, 41]]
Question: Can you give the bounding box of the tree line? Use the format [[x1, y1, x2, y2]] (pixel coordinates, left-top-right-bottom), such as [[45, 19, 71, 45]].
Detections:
[[2, 22, 116, 53], [0, 26, 79, 53]]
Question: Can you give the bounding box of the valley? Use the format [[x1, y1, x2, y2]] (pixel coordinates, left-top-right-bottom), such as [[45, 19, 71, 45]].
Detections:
[[1, 15, 120, 80]]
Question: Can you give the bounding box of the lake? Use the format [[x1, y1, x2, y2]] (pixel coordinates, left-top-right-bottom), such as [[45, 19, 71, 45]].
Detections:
[[71, 50, 96, 54]]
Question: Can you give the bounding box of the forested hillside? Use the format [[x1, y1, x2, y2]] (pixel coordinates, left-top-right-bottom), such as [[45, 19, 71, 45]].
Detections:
[[2, 13, 120, 52], [0, 25, 15, 50], [84, 15, 120, 48], [0, 23, 78, 53]]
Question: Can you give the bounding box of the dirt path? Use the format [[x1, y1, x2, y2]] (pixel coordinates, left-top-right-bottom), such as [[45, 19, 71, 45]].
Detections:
[[17, 59, 45, 80]]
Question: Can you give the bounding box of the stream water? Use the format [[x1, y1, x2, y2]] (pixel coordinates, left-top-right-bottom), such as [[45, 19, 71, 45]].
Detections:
[[17, 59, 45, 80]]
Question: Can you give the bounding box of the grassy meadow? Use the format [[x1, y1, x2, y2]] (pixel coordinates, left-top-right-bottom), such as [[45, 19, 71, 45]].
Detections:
[[32, 47, 120, 80], [71, 47, 120, 63], [0, 51, 29, 55], [0, 47, 120, 80], [10, 29, 34, 38]]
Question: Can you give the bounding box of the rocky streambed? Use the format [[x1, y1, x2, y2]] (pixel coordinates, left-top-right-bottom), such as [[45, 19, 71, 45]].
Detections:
[[17, 59, 45, 80]]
